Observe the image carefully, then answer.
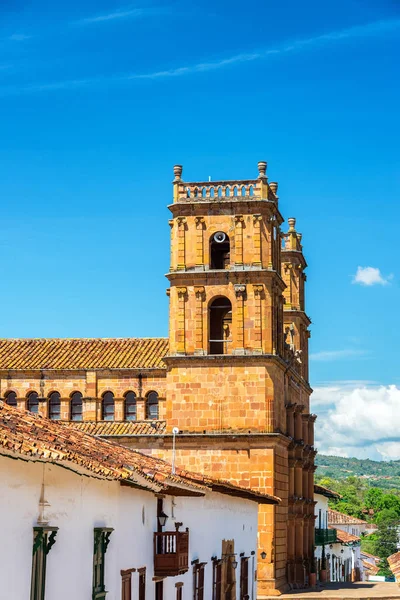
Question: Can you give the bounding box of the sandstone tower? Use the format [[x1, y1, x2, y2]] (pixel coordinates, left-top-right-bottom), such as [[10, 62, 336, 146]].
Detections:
[[163, 162, 315, 595]]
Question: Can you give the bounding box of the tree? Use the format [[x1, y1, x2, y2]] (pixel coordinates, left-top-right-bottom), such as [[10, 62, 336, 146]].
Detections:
[[374, 510, 399, 560], [365, 487, 384, 511]]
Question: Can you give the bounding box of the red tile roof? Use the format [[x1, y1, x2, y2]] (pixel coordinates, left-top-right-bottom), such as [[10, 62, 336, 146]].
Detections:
[[0, 402, 279, 505], [388, 552, 400, 583], [329, 526, 360, 544], [328, 508, 366, 525], [314, 484, 341, 499], [362, 560, 379, 575], [70, 421, 166, 436], [0, 338, 168, 370]]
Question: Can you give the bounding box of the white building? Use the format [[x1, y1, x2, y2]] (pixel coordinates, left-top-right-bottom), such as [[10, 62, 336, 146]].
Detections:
[[0, 402, 278, 600], [313, 486, 364, 583]]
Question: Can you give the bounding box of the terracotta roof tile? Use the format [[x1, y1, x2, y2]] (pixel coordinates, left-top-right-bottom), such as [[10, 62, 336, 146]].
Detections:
[[362, 560, 380, 575], [328, 509, 366, 525], [0, 338, 168, 370], [314, 484, 341, 499], [388, 552, 400, 582], [329, 526, 360, 544], [0, 402, 278, 505], [69, 421, 166, 436]]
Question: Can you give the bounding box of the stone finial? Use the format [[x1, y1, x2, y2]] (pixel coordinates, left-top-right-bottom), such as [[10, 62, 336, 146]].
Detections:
[[257, 161, 267, 179], [173, 165, 183, 181], [269, 182, 278, 194], [288, 217, 296, 231]]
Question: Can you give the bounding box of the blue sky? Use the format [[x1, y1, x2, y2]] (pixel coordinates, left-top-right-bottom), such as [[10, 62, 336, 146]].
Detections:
[[1, 0, 399, 459]]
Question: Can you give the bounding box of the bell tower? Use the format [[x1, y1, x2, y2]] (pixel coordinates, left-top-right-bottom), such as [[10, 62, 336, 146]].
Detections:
[[167, 161, 285, 360], [164, 162, 314, 596]]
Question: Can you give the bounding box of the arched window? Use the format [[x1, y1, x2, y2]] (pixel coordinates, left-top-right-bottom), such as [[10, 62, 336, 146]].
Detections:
[[210, 187, 215, 198], [27, 391, 39, 414], [102, 391, 114, 421], [124, 391, 137, 421], [210, 232, 230, 270], [226, 186, 231, 197], [146, 391, 159, 420], [70, 391, 83, 422], [48, 392, 61, 420], [4, 391, 17, 407], [209, 297, 232, 355], [241, 185, 246, 197]]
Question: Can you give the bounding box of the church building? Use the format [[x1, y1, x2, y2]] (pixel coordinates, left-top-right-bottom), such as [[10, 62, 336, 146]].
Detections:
[[0, 161, 314, 596]]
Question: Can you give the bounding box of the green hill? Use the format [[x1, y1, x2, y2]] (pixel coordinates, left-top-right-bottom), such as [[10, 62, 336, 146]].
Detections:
[[316, 454, 400, 488]]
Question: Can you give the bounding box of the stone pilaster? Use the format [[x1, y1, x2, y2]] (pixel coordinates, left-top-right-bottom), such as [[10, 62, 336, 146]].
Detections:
[[252, 214, 262, 267], [194, 286, 205, 354], [176, 287, 187, 354], [234, 215, 244, 266]]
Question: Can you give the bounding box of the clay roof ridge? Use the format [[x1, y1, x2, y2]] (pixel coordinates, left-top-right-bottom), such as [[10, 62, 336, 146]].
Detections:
[[328, 508, 366, 524]]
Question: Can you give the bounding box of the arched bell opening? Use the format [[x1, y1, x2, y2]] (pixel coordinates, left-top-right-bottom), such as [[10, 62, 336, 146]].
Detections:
[[209, 297, 232, 355], [210, 231, 230, 270]]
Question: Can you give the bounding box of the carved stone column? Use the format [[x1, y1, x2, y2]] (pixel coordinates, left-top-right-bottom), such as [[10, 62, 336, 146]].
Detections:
[[253, 284, 263, 352], [176, 217, 187, 270], [169, 219, 174, 271], [195, 217, 205, 268], [176, 287, 187, 354], [252, 214, 262, 267], [234, 215, 244, 266], [234, 284, 246, 352], [194, 286, 205, 354]]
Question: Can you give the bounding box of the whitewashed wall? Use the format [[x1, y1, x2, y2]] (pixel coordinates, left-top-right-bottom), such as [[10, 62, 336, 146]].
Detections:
[[0, 455, 259, 600], [314, 493, 329, 529]]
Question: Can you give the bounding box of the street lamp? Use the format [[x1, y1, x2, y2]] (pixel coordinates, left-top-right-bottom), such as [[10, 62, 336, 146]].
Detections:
[[260, 551, 267, 560], [157, 511, 168, 528]]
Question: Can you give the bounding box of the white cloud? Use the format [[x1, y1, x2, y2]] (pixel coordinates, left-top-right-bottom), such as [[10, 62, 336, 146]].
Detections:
[[8, 34, 31, 42], [310, 349, 368, 362], [375, 442, 400, 460], [353, 266, 391, 286], [314, 383, 400, 460], [2, 17, 400, 95], [78, 8, 145, 24], [76, 6, 168, 25]]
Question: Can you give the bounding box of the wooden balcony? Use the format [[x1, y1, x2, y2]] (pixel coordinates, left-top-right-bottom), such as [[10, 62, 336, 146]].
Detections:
[[154, 530, 189, 577], [315, 527, 337, 546]]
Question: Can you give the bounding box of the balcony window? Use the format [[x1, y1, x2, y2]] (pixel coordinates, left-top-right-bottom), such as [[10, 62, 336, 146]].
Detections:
[[101, 392, 114, 421], [48, 392, 61, 420], [4, 390, 17, 407], [146, 391, 158, 420], [70, 392, 83, 422]]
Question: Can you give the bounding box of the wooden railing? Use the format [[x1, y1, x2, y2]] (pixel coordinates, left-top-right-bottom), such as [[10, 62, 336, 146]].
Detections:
[[315, 528, 337, 546], [154, 531, 189, 576]]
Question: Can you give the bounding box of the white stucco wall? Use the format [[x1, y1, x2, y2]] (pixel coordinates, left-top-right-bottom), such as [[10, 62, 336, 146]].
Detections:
[[0, 455, 259, 600], [314, 493, 329, 529]]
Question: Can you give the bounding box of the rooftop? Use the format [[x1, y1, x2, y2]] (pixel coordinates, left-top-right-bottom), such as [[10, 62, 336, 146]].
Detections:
[[0, 402, 279, 504], [328, 508, 366, 525], [0, 337, 168, 370], [314, 483, 342, 499], [329, 527, 360, 545], [388, 552, 400, 583], [70, 420, 167, 436]]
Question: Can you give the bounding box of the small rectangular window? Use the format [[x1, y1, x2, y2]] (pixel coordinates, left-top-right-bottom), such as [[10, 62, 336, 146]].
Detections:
[[138, 568, 146, 600], [93, 528, 113, 600], [30, 527, 58, 600], [193, 563, 205, 600], [176, 584, 183, 600], [121, 569, 135, 600], [240, 557, 249, 600], [155, 580, 163, 600], [212, 560, 222, 600]]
